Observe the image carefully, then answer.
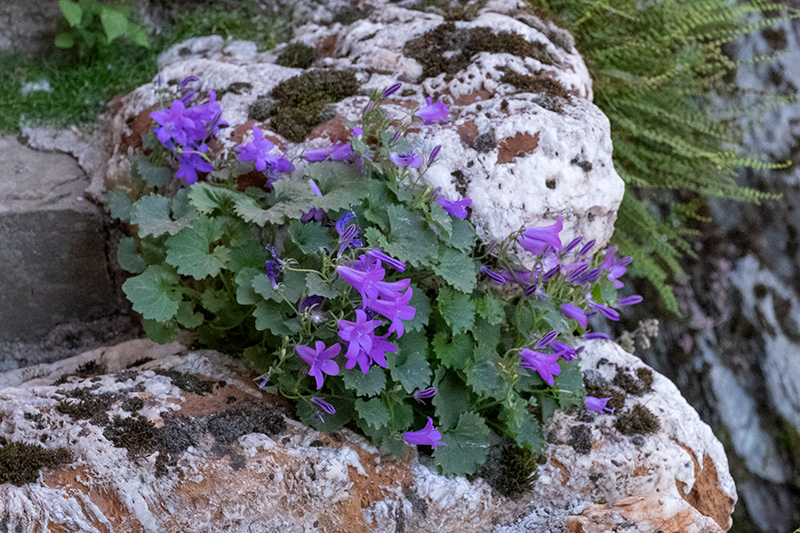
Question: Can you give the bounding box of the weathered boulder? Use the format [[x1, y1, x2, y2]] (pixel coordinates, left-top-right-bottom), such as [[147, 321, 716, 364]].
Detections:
[[0, 339, 734, 532], [98, 0, 624, 251]]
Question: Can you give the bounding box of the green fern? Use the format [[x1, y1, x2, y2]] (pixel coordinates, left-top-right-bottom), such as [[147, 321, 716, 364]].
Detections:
[[532, 0, 798, 313]]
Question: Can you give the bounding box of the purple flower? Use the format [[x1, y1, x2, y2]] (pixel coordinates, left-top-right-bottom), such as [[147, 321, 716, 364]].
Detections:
[[519, 217, 563, 255], [390, 151, 422, 168], [175, 144, 214, 184], [367, 287, 416, 338], [578, 239, 596, 257], [560, 303, 587, 329], [302, 179, 325, 222], [150, 99, 197, 146], [588, 301, 620, 321], [563, 237, 583, 254], [551, 340, 578, 362], [437, 197, 471, 219], [335, 212, 364, 255], [583, 332, 611, 340], [298, 295, 324, 313], [311, 397, 336, 415], [413, 387, 438, 400], [585, 396, 614, 414], [304, 147, 332, 162], [297, 341, 341, 389], [185, 90, 226, 138], [330, 142, 354, 161], [337, 260, 387, 304], [338, 309, 397, 374], [535, 330, 558, 349], [428, 145, 442, 165], [618, 295, 643, 307], [481, 265, 507, 285], [403, 417, 446, 450], [519, 349, 561, 387], [258, 378, 269, 389], [601, 247, 631, 289], [382, 83, 402, 98], [236, 126, 281, 172], [367, 248, 406, 272], [265, 244, 285, 289], [415, 97, 449, 125]]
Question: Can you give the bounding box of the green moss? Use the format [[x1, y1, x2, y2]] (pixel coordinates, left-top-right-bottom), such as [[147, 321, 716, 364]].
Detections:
[[57, 389, 120, 425], [615, 404, 661, 436], [612, 367, 654, 396], [0, 442, 72, 486], [480, 441, 538, 498], [276, 43, 317, 69], [498, 66, 574, 112], [121, 396, 145, 413], [269, 70, 359, 142], [126, 357, 154, 369], [404, 22, 560, 80], [569, 424, 592, 455], [205, 401, 286, 448], [155, 369, 216, 395]]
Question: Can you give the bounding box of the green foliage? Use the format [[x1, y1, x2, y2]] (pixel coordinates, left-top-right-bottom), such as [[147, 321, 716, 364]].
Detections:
[[57, 0, 149, 52], [534, 0, 797, 312]]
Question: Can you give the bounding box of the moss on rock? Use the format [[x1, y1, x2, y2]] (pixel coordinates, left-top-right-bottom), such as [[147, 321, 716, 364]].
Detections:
[[0, 442, 72, 486], [615, 404, 661, 436], [276, 43, 317, 69]]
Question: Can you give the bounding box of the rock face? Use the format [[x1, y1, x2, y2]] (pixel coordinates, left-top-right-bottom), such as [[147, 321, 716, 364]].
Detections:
[[100, 0, 624, 251], [0, 339, 734, 532]]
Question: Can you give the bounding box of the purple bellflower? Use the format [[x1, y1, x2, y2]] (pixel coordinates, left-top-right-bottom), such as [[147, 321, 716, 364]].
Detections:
[[519, 217, 563, 255], [437, 197, 471, 219], [618, 295, 643, 307], [150, 99, 197, 146], [297, 341, 341, 389], [481, 265, 507, 285], [589, 301, 620, 321], [519, 349, 561, 387], [415, 97, 449, 125], [583, 332, 611, 340], [265, 244, 285, 289], [381, 83, 402, 98], [585, 396, 614, 414], [235, 126, 276, 171], [175, 144, 214, 184], [535, 330, 558, 349], [413, 387, 438, 401], [335, 212, 363, 255], [367, 248, 406, 272], [337, 260, 387, 304], [404, 417, 446, 450], [367, 287, 416, 338], [302, 179, 326, 222], [428, 145, 442, 165], [390, 151, 422, 168], [311, 397, 336, 415], [560, 303, 587, 329], [551, 340, 578, 362], [338, 309, 397, 374]]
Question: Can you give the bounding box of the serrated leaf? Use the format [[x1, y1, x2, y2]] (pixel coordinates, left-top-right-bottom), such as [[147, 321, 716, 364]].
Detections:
[[433, 370, 471, 429], [464, 343, 503, 397], [59, 0, 82, 26], [117, 237, 146, 274], [253, 300, 293, 335], [433, 412, 491, 477], [342, 366, 386, 397], [106, 188, 133, 222], [389, 330, 431, 393], [306, 272, 339, 298], [430, 203, 453, 237], [364, 180, 391, 229], [200, 289, 230, 313], [475, 295, 505, 325], [502, 398, 544, 452], [228, 240, 268, 272], [122, 265, 181, 322], [176, 300, 203, 328], [165, 216, 230, 280], [188, 182, 244, 215], [449, 217, 477, 251], [380, 205, 439, 267], [234, 267, 262, 305], [355, 398, 389, 429], [131, 194, 193, 237], [288, 220, 334, 255], [433, 246, 477, 293], [530, 298, 571, 334], [556, 359, 585, 411], [404, 284, 430, 332], [432, 332, 473, 371], [132, 157, 171, 189], [100, 7, 128, 43], [142, 318, 179, 344], [473, 317, 501, 349], [437, 286, 475, 335]]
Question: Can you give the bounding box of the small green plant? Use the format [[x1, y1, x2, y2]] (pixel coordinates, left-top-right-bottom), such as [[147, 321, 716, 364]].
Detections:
[[56, 0, 149, 51], [108, 77, 640, 477]]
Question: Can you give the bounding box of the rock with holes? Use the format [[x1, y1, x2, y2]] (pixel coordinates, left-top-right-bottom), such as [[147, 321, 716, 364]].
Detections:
[[0, 339, 734, 532], [97, 0, 624, 251]]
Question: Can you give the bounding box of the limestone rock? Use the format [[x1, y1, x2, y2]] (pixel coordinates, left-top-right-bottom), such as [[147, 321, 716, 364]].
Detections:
[[0, 339, 734, 532], [101, 0, 624, 251]]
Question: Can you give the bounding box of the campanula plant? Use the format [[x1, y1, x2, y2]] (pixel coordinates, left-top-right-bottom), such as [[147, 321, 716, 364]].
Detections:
[[108, 75, 640, 478]]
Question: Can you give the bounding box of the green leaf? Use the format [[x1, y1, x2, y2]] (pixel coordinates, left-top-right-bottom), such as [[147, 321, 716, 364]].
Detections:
[[464, 343, 503, 397], [430, 203, 453, 237], [165, 216, 230, 280], [117, 237, 146, 274], [541, 396, 558, 423], [404, 284, 431, 332], [100, 7, 129, 43], [297, 397, 354, 432], [433, 412, 491, 477], [127, 24, 149, 48], [530, 298, 571, 334], [176, 300, 204, 328], [55, 32, 76, 48], [201, 289, 230, 313], [132, 157, 170, 189], [304, 162, 370, 210], [433, 246, 478, 293], [432, 332, 473, 371], [122, 265, 181, 322], [288, 220, 334, 255], [502, 398, 544, 452], [449, 217, 477, 251], [364, 180, 391, 229], [355, 398, 390, 430], [188, 182, 243, 215], [253, 300, 293, 336], [305, 272, 339, 298], [342, 366, 386, 397], [437, 286, 475, 335], [389, 330, 431, 393], [106, 188, 133, 222], [59, 0, 82, 26], [433, 370, 471, 429], [387, 400, 414, 431], [142, 319, 179, 344], [235, 267, 262, 305], [475, 295, 505, 326], [130, 194, 193, 237], [472, 317, 501, 349], [380, 205, 439, 267], [556, 359, 586, 411], [252, 273, 278, 301], [228, 240, 268, 272]]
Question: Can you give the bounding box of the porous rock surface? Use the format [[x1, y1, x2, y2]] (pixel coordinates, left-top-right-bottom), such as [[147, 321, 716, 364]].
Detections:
[[0, 339, 734, 532], [98, 0, 624, 251]]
